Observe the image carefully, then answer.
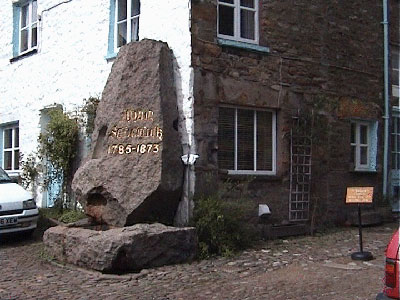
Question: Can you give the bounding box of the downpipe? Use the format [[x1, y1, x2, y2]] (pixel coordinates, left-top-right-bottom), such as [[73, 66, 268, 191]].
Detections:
[[382, 0, 390, 202], [174, 153, 199, 227]]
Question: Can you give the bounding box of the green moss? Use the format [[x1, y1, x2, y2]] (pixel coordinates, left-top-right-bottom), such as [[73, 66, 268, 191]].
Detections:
[[39, 207, 86, 224]]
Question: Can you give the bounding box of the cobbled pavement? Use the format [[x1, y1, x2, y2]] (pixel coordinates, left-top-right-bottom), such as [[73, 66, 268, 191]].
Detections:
[[0, 222, 398, 300]]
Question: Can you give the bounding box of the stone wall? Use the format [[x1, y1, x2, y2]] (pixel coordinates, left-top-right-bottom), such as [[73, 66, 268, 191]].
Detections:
[[191, 0, 386, 225]]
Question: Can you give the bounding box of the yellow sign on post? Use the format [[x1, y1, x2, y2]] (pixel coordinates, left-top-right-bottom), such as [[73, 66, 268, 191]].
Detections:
[[346, 186, 374, 261], [346, 187, 374, 204]]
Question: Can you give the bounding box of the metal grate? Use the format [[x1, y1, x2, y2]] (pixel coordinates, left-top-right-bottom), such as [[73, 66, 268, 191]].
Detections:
[[289, 114, 313, 222], [0, 209, 23, 217]]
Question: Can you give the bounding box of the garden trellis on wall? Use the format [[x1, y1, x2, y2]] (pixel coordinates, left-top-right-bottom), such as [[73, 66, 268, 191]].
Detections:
[[289, 113, 313, 221]]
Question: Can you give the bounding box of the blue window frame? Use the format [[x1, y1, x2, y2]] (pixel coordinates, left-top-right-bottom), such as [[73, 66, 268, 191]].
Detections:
[[106, 0, 140, 60], [12, 0, 38, 58]]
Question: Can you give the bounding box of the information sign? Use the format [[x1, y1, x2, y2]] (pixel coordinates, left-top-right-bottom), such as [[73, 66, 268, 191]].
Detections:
[[345, 187, 373, 204]]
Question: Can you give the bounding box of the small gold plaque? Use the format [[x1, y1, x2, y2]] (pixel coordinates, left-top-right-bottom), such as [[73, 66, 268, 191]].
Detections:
[[345, 187, 374, 204]]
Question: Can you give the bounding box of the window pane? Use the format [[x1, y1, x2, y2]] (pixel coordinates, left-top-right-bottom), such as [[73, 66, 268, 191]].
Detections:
[[240, 0, 254, 8], [392, 153, 396, 169], [4, 151, 12, 170], [391, 134, 396, 152], [14, 128, 19, 148], [237, 109, 254, 170], [31, 24, 38, 47], [392, 70, 399, 86], [396, 153, 400, 170], [32, 0, 38, 22], [218, 107, 235, 170], [398, 117, 400, 133], [118, 0, 127, 21], [117, 22, 127, 47], [218, 5, 234, 36], [21, 5, 29, 28], [360, 146, 368, 165], [360, 125, 368, 144], [392, 51, 399, 70], [20, 29, 28, 52], [14, 150, 19, 170], [240, 9, 255, 40], [220, 0, 234, 3], [131, 0, 140, 16], [131, 17, 139, 41], [257, 111, 273, 171], [4, 129, 12, 149]]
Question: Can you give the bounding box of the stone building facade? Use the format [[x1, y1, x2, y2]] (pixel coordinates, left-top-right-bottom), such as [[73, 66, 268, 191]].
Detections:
[[191, 0, 396, 226], [0, 0, 398, 227]]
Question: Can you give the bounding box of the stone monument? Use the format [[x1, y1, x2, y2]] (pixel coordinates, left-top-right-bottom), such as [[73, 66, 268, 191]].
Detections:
[[72, 39, 183, 227], [44, 223, 197, 273], [44, 40, 196, 274]]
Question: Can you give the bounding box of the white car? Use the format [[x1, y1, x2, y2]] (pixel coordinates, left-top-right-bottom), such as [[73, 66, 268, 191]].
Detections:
[[0, 167, 39, 235]]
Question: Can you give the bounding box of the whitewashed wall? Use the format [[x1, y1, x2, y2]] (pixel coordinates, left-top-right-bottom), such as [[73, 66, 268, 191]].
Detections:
[[0, 0, 193, 207], [140, 0, 194, 150]]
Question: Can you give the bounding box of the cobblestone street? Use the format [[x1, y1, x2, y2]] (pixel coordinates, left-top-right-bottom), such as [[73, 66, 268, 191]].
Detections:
[[0, 222, 397, 300]]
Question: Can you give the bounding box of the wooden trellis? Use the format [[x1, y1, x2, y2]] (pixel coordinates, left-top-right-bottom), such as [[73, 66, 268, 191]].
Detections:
[[289, 114, 313, 222]]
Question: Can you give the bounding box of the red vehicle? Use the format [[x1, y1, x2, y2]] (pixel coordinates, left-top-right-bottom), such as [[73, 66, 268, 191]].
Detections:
[[377, 229, 399, 299]]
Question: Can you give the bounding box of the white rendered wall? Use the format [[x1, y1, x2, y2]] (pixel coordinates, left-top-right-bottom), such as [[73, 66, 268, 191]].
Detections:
[[140, 1, 195, 226], [0, 0, 112, 155], [0, 0, 194, 207], [140, 0, 194, 152]]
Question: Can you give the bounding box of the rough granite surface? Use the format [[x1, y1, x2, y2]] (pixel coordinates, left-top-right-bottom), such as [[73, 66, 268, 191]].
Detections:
[[43, 223, 197, 273], [72, 40, 183, 226]]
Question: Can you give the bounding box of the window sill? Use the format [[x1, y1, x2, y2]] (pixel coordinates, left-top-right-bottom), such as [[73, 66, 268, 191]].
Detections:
[[350, 168, 377, 174], [219, 169, 276, 176], [105, 52, 118, 61], [217, 38, 270, 54], [219, 169, 281, 181], [5, 170, 21, 178], [10, 48, 38, 63]]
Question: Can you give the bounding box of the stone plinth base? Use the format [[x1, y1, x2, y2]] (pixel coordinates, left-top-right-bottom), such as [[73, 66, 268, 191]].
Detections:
[[43, 223, 197, 273]]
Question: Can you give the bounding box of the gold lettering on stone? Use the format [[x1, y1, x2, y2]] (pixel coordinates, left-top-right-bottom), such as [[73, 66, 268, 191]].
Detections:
[[107, 108, 162, 155], [124, 109, 154, 122], [107, 143, 160, 155], [109, 126, 163, 141]]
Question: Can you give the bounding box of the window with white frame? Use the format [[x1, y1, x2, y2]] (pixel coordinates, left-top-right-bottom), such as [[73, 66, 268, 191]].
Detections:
[[350, 121, 377, 171], [218, 0, 259, 43], [2, 125, 20, 172], [391, 47, 399, 97], [218, 107, 276, 175], [115, 0, 140, 50], [19, 0, 38, 54]]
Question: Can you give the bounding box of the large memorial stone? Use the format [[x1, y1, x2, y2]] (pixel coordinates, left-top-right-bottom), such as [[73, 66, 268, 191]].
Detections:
[[72, 40, 183, 227], [43, 223, 197, 273]]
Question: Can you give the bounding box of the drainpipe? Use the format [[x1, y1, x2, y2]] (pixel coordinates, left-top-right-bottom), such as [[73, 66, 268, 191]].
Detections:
[[382, 0, 390, 202]]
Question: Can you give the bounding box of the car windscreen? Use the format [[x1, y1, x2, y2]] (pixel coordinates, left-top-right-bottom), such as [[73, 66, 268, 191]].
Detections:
[[0, 168, 11, 182]]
